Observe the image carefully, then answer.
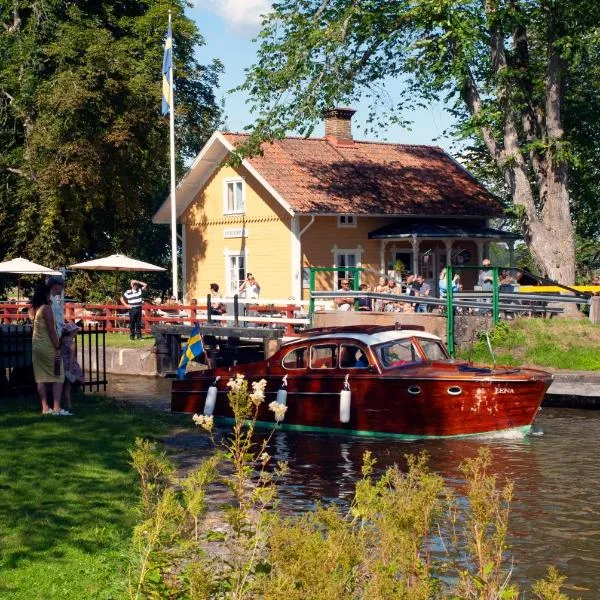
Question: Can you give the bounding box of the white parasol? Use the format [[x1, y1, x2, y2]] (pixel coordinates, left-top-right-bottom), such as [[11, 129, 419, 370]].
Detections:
[[70, 254, 166, 272], [0, 257, 61, 276], [0, 257, 62, 301], [69, 254, 166, 301]]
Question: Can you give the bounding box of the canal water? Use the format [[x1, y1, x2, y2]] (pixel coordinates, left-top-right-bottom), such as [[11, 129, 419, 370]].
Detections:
[[105, 376, 599, 597]]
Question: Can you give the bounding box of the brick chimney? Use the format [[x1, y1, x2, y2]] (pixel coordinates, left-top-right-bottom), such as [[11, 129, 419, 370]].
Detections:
[[324, 107, 356, 145]]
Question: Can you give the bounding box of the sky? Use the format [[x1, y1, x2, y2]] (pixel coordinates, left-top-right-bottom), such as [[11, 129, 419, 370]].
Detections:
[[187, 1, 458, 152]]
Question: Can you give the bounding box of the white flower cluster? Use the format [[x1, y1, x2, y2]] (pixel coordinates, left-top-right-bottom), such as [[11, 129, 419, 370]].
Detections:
[[226, 373, 246, 392], [192, 413, 214, 432], [249, 379, 268, 406], [268, 401, 288, 422], [258, 451, 270, 465]]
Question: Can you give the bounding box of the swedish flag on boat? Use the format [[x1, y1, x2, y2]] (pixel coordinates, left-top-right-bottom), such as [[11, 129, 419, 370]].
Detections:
[[178, 324, 203, 379], [161, 18, 173, 115]]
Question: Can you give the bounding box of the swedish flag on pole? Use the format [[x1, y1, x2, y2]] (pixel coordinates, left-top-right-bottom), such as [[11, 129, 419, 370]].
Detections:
[[178, 324, 204, 379], [161, 17, 173, 115]]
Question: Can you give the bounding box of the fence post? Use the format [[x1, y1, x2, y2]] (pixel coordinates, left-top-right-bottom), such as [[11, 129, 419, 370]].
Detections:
[[65, 302, 75, 323], [190, 298, 197, 323], [492, 267, 500, 325], [234, 294, 239, 327], [590, 296, 600, 324], [446, 266, 454, 357], [105, 306, 113, 332]]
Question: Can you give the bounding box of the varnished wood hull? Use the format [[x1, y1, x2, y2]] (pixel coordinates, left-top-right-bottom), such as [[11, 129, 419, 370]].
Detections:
[[172, 363, 552, 438]]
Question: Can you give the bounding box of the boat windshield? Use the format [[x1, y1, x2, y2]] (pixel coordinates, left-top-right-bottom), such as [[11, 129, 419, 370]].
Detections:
[[375, 338, 422, 368], [416, 338, 449, 360]]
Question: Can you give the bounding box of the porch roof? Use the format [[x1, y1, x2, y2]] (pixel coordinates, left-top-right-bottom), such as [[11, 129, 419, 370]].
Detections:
[[368, 222, 520, 240]]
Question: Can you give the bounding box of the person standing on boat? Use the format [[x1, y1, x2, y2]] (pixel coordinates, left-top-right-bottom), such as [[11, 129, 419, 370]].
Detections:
[[121, 279, 147, 340]]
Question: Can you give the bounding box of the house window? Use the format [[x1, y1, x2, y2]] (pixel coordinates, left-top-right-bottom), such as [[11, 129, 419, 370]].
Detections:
[[332, 247, 362, 287], [337, 214, 356, 228], [223, 179, 245, 214], [226, 253, 246, 296]]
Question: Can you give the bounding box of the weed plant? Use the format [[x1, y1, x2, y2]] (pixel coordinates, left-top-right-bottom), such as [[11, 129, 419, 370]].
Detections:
[[128, 376, 571, 599]]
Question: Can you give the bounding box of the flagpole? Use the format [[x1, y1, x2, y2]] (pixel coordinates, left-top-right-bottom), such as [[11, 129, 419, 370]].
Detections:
[[168, 10, 179, 301]]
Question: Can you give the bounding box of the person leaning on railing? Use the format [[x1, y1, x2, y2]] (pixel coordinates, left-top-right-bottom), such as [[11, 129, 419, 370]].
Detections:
[[334, 279, 355, 311]]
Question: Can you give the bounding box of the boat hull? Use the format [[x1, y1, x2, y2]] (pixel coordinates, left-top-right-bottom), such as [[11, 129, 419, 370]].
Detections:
[[172, 367, 551, 438]]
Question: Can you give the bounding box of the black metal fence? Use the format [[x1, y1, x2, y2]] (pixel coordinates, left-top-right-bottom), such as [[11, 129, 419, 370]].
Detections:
[[0, 323, 106, 394], [78, 324, 107, 392]]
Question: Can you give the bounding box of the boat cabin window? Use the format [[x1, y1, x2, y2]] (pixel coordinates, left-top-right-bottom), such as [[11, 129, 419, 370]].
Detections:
[[310, 344, 338, 370], [282, 346, 308, 370], [339, 344, 370, 369], [417, 338, 449, 361], [376, 339, 421, 368]]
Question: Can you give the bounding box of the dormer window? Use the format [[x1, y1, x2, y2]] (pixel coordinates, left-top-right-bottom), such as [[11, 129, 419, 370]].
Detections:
[[223, 178, 245, 214], [337, 214, 356, 228]]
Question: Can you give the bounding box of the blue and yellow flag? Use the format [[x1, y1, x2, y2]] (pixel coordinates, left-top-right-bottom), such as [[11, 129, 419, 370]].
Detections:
[[161, 19, 173, 115], [178, 324, 204, 378]]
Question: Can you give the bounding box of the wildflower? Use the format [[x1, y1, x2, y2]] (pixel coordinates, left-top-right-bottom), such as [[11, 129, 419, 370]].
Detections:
[[259, 452, 270, 465], [192, 413, 214, 432], [268, 400, 287, 422], [249, 379, 267, 406], [226, 373, 245, 392]]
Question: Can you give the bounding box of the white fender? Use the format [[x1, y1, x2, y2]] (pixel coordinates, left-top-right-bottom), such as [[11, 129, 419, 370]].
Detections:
[[204, 376, 220, 416], [340, 374, 351, 423], [275, 374, 288, 422], [276, 387, 288, 406]]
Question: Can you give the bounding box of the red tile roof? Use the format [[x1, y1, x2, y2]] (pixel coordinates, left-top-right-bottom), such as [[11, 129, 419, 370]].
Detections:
[[223, 133, 503, 217]]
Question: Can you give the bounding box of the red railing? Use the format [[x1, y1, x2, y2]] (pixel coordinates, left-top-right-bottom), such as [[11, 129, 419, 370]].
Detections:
[[0, 300, 308, 336]]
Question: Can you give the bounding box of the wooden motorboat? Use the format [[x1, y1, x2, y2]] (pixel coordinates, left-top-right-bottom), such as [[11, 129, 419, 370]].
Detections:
[[172, 325, 552, 439]]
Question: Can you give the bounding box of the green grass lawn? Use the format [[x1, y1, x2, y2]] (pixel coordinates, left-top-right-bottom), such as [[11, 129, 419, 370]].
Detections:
[[0, 394, 176, 599], [104, 332, 155, 349], [461, 318, 600, 370]]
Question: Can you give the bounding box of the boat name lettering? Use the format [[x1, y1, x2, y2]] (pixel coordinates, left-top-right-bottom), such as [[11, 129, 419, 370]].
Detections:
[[494, 387, 514, 394]]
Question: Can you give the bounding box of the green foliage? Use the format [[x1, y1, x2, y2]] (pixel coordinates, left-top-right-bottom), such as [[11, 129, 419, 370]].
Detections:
[[128, 376, 574, 599], [0, 1, 222, 297], [239, 0, 600, 282]]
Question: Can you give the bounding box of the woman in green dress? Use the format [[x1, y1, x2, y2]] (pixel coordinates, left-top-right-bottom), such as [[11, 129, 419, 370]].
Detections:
[[31, 283, 69, 415]]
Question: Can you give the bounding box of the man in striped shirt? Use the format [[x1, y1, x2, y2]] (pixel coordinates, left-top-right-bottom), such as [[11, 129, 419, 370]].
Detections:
[[120, 279, 147, 340]]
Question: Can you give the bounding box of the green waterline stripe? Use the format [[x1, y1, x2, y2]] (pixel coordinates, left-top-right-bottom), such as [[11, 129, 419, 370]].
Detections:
[[212, 417, 531, 440]]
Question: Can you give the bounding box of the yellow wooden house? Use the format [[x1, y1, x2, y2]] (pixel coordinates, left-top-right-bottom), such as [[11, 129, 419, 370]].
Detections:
[[153, 109, 517, 301]]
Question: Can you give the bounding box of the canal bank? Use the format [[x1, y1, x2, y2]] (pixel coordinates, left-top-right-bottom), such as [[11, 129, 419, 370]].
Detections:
[[96, 346, 600, 407]]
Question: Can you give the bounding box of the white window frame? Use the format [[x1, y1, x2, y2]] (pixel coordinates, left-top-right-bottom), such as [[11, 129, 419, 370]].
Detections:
[[331, 245, 363, 287], [337, 214, 357, 228], [224, 249, 249, 296], [222, 177, 246, 215]]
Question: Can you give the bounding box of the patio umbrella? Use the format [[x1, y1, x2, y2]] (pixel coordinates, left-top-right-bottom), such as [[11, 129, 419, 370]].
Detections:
[[0, 257, 62, 301], [69, 254, 166, 301]]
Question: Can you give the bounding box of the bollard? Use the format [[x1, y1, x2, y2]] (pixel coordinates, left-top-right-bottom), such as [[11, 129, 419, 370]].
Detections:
[[590, 296, 600, 324]]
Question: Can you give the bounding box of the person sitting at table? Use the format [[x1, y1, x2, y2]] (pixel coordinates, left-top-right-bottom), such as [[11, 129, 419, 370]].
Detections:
[[208, 283, 227, 316], [356, 283, 372, 311], [334, 279, 354, 311]]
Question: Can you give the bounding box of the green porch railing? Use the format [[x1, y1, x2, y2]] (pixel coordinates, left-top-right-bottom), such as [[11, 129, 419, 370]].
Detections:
[[445, 265, 500, 356]]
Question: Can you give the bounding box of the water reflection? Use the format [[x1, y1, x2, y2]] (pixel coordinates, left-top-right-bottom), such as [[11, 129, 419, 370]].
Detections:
[[259, 410, 599, 597]]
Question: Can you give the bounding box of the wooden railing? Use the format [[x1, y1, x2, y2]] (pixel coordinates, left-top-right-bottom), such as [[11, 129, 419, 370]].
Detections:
[[0, 298, 312, 336]]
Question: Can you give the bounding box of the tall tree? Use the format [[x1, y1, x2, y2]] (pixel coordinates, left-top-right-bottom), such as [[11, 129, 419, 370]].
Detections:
[[241, 0, 600, 285], [0, 0, 222, 273]]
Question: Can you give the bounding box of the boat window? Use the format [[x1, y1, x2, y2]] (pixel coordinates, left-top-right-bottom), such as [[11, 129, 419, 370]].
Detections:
[[310, 344, 338, 370], [339, 344, 370, 369], [282, 346, 307, 370], [417, 339, 449, 361], [376, 339, 421, 368]]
